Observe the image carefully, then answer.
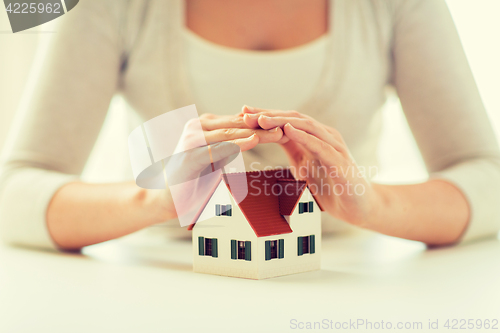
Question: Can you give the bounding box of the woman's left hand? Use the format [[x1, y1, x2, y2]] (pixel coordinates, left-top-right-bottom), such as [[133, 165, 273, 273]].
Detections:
[[241, 106, 380, 226]]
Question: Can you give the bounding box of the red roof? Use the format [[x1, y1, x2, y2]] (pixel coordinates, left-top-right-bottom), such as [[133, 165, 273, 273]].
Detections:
[[188, 169, 321, 237], [277, 179, 307, 216]]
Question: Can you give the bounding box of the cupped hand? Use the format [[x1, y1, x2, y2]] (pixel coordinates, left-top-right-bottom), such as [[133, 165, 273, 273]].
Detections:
[[241, 106, 379, 226]]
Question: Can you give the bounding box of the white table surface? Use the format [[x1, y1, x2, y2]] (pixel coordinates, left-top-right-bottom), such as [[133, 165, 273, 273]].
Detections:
[[1, 228, 499, 333]]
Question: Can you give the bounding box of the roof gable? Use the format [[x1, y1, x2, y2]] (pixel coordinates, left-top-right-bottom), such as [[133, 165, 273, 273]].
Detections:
[[222, 170, 293, 237]]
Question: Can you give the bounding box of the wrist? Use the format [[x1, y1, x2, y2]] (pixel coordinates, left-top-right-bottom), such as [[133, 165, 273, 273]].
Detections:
[[361, 183, 391, 229], [139, 188, 177, 225]]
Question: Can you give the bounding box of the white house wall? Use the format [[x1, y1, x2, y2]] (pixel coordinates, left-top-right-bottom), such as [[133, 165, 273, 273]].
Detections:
[[192, 181, 259, 279], [258, 188, 321, 279], [288, 188, 322, 240]]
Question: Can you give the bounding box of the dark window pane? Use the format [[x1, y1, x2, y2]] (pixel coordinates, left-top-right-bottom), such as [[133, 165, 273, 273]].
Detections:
[[270, 240, 278, 259], [302, 236, 310, 254], [221, 205, 226, 216], [303, 202, 309, 213], [238, 241, 246, 259], [205, 238, 212, 256]]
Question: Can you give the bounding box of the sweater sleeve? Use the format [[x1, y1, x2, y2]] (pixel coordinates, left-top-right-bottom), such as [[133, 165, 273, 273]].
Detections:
[[0, 0, 123, 249], [391, 0, 500, 242]]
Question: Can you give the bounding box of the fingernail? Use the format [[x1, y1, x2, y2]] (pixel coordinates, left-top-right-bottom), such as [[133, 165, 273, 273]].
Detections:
[[244, 105, 256, 112], [247, 113, 259, 119], [268, 127, 279, 132]]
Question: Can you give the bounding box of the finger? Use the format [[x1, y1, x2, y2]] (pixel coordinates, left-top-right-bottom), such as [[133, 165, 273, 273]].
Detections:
[[283, 123, 340, 166], [243, 114, 290, 144], [209, 134, 259, 156], [276, 134, 290, 145], [242, 105, 283, 114], [243, 106, 308, 119], [230, 133, 260, 152], [242, 113, 261, 129], [258, 115, 342, 151], [205, 127, 283, 145], [200, 113, 249, 131]]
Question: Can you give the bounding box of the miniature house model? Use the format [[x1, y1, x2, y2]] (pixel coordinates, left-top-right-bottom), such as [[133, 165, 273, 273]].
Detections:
[[188, 169, 322, 280]]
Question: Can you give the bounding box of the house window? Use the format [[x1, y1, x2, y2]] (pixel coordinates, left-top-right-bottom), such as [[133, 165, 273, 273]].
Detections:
[[238, 241, 245, 259], [270, 240, 278, 259], [298, 201, 314, 214], [205, 238, 212, 256], [231, 240, 251, 261], [297, 235, 315, 256], [215, 204, 232, 216], [265, 239, 284, 260], [198, 237, 218, 258]]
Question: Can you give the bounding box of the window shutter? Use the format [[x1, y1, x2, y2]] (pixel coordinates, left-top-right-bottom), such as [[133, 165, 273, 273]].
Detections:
[[310, 235, 315, 254], [231, 240, 237, 259], [265, 241, 271, 260], [309, 201, 314, 213], [278, 239, 284, 259], [215, 204, 220, 216], [227, 204, 232, 216], [198, 237, 205, 256], [245, 241, 251, 261], [297, 237, 303, 256], [212, 238, 218, 258], [299, 203, 304, 214]]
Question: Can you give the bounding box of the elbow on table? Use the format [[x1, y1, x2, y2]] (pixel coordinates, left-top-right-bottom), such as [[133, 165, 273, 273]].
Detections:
[[445, 155, 500, 244], [0, 164, 66, 251]]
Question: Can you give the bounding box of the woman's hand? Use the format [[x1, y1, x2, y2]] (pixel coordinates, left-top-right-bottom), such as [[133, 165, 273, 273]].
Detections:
[[242, 106, 380, 226]]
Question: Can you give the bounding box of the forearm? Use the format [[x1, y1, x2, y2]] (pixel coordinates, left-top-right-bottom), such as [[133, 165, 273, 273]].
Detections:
[[367, 179, 470, 246], [47, 182, 175, 250]]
